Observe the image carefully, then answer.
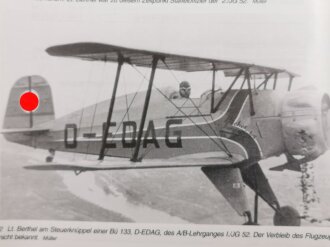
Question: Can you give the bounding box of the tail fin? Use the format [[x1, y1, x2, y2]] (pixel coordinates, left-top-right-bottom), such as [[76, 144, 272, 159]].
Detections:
[[3, 75, 55, 129]]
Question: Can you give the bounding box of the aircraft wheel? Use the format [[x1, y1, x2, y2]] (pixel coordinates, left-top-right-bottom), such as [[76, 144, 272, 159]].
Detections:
[[273, 206, 301, 226]]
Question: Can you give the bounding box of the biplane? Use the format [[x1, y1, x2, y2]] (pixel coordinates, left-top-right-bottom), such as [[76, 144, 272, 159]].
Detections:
[[2, 42, 330, 226]]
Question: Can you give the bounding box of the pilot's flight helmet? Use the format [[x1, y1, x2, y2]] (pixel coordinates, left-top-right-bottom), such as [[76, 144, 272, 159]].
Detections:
[[179, 81, 191, 98]]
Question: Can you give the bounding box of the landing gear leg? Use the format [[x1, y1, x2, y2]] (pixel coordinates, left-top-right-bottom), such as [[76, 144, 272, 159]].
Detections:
[[243, 211, 254, 225], [241, 163, 301, 226], [254, 192, 259, 224], [243, 192, 260, 225], [46, 149, 55, 163]]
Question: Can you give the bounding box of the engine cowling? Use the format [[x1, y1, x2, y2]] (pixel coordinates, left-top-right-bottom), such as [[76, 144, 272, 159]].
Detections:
[[281, 88, 330, 160]]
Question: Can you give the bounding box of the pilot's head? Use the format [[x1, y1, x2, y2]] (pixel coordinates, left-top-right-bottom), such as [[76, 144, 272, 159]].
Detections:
[[179, 81, 191, 98]]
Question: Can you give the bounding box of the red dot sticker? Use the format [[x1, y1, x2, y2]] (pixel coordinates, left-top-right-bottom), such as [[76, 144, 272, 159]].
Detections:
[[20, 91, 39, 112]]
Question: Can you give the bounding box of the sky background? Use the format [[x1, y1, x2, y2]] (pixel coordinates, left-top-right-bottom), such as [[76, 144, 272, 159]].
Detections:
[[0, 0, 329, 119]]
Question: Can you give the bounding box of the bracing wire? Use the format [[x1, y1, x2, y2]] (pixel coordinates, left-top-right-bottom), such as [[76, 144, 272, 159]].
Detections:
[[151, 87, 233, 159], [187, 97, 233, 157], [122, 72, 132, 156], [85, 61, 108, 159], [130, 64, 233, 159], [138, 85, 234, 160], [103, 65, 149, 158], [75, 63, 95, 160], [179, 67, 229, 147], [139, 97, 191, 160], [162, 61, 232, 157], [138, 68, 226, 159]]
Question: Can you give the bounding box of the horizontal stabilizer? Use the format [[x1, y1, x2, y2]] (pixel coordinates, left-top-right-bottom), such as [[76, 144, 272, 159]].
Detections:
[[269, 162, 301, 172], [1, 128, 49, 135], [241, 163, 279, 208]]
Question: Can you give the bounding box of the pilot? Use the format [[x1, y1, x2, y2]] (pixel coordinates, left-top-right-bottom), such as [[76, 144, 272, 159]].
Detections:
[[169, 81, 191, 99], [179, 81, 191, 98]]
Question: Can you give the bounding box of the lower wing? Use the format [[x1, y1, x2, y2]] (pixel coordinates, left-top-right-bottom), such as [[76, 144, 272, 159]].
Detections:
[[24, 151, 245, 172]]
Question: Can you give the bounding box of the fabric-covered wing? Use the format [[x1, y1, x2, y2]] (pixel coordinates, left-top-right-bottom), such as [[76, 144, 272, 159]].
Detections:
[[24, 152, 245, 171], [46, 42, 296, 77]]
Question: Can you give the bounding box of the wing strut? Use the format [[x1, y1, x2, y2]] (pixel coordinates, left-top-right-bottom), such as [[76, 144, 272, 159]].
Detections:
[[131, 56, 159, 162], [245, 68, 255, 116], [211, 67, 256, 116], [211, 64, 216, 113], [288, 75, 294, 91], [98, 56, 124, 160], [256, 73, 274, 89], [273, 72, 278, 90], [211, 68, 244, 113]]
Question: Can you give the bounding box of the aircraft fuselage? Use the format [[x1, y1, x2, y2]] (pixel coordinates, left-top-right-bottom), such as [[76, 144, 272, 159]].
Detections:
[[5, 89, 290, 164]]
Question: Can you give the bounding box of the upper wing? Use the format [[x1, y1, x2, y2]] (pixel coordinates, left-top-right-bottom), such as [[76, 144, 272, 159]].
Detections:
[[46, 42, 296, 77], [24, 152, 244, 172]]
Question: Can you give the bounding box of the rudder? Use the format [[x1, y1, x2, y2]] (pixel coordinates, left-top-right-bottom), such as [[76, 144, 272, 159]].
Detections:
[[3, 75, 55, 129]]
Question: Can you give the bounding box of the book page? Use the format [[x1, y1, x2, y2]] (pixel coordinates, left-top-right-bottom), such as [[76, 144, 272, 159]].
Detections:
[[0, 0, 329, 246]]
